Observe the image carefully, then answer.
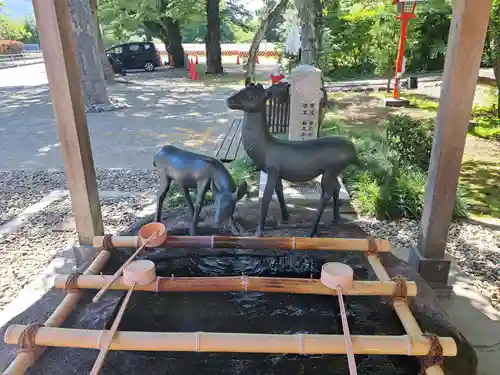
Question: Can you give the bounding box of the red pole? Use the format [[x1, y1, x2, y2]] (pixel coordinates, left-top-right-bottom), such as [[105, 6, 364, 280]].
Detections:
[[393, 14, 410, 99]]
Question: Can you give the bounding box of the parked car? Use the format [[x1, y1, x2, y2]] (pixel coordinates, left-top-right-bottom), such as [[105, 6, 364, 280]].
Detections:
[[105, 42, 161, 72]]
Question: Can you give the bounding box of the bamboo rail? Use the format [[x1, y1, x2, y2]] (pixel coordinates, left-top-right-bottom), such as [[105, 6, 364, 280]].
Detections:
[[53, 275, 418, 297], [366, 253, 447, 375], [4, 325, 457, 356], [1, 249, 112, 375], [92, 235, 391, 252]]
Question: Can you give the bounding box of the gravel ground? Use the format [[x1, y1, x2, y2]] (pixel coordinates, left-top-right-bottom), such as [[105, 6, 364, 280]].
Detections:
[[358, 218, 500, 310], [1, 169, 498, 312], [0, 168, 159, 226], [0, 168, 160, 193], [0, 169, 158, 309]]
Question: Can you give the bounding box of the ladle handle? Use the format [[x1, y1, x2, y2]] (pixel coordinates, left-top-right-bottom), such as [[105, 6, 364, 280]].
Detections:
[[337, 285, 358, 375], [90, 282, 135, 375], [92, 233, 156, 303]]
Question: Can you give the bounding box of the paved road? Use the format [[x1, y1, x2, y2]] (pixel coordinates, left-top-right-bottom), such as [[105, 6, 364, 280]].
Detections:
[[0, 64, 242, 169]]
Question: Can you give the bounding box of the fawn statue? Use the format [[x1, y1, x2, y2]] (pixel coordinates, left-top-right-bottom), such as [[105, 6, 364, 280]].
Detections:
[[154, 145, 247, 235], [227, 83, 357, 237]]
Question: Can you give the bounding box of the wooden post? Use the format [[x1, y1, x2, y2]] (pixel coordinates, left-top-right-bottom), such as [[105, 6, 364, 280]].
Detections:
[[410, 0, 492, 290], [32, 0, 103, 245]]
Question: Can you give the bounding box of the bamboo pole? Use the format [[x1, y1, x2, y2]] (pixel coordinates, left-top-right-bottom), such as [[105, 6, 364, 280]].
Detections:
[[90, 284, 135, 375], [2, 249, 112, 375], [337, 286, 357, 375], [4, 326, 457, 356], [366, 254, 451, 375], [92, 235, 391, 252], [53, 275, 418, 297]]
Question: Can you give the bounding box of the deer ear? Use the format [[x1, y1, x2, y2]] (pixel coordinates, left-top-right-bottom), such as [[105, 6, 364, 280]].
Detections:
[[234, 181, 248, 201]]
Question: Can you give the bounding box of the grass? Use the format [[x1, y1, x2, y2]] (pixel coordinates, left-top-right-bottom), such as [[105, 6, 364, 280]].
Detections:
[[469, 116, 500, 141], [460, 160, 500, 219], [404, 93, 439, 112]]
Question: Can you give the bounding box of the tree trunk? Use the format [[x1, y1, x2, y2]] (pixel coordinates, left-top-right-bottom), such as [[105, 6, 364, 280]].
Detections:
[[494, 60, 500, 116], [89, 0, 114, 82], [245, 0, 289, 79], [386, 78, 391, 92], [205, 0, 223, 74], [163, 17, 185, 68], [491, 28, 500, 117], [68, 0, 109, 109], [295, 0, 317, 65]]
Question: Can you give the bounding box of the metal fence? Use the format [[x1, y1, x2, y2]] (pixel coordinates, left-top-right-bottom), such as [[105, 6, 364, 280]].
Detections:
[[0, 52, 44, 70], [266, 83, 291, 135]]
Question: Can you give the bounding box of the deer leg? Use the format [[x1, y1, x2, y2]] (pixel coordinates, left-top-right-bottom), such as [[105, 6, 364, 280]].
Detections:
[[191, 180, 210, 236], [180, 185, 195, 219], [310, 173, 335, 237], [156, 174, 172, 222], [257, 170, 278, 237], [274, 178, 289, 223], [332, 177, 341, 224]]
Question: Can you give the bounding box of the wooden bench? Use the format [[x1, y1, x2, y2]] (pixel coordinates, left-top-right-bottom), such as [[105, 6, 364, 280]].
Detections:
[[215, 118, 244, 163], [216, 83, 292, 163]]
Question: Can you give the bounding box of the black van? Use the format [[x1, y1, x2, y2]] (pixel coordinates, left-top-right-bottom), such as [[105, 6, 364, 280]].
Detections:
[[105, 42, 162, 72]]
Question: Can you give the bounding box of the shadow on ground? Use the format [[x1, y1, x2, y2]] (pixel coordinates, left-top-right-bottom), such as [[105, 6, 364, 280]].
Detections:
[[0, 69, 242, 169]]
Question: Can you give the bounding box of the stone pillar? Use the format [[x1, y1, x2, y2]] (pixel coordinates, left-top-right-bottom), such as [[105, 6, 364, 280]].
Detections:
[[289, 64, 323, 141]]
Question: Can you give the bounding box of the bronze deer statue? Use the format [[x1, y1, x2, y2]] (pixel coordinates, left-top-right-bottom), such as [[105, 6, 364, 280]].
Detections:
[[227, 83, 357, 237], [154, 145, 247, 235]]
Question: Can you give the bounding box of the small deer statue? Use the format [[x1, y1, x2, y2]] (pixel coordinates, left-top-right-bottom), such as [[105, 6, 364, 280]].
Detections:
[[154, 145, 247, 235], [227, 83, 357, 237]]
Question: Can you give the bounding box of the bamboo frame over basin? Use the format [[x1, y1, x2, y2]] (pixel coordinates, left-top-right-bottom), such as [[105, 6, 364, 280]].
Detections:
[[4, 325, 457, 356], [92, 235, 391, 252], [54, 275, 418, 296]]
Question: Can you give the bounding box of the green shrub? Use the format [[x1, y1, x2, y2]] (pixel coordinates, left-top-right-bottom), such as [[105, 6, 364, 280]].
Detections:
[[349, 171, 380, 217], [228, 157, 258, 188], [322, 118, 468, 220], [385, 114, 434, 170]]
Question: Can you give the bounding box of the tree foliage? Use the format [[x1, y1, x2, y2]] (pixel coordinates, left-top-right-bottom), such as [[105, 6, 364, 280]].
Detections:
[[319, 0, 452, 79], [0, 15, 30, 41]]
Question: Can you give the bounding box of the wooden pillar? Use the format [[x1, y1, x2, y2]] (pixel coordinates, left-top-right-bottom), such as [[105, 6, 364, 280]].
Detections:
[[409, 0, 492, 290], [32, 0, 104, 245]]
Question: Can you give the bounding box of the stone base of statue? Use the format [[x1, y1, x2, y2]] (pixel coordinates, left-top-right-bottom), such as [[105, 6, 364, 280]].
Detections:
[[258, 171, 350, 205]]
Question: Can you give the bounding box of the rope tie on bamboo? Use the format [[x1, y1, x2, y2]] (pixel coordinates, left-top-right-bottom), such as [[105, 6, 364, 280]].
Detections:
[[241, 274, 249, 292], [155, 277, 163, 292], [210, 235, 215, 249], [17, 323, 44, 364], [387, 275, 408, 306], [65, 271, 83, 293], [101, 234, 116, 253], [194, 332, 201, 352], [297, 333, 304, 354], [407, 335, 413, 355], [367, 236, 378, 255], [419, 333, 444, 374]]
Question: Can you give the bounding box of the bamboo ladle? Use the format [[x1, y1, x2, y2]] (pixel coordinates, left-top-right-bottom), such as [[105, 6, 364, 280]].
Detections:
[[321, 262, 357, 375], [90, 260, 156, 375], [92, 222, 166, 303]]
